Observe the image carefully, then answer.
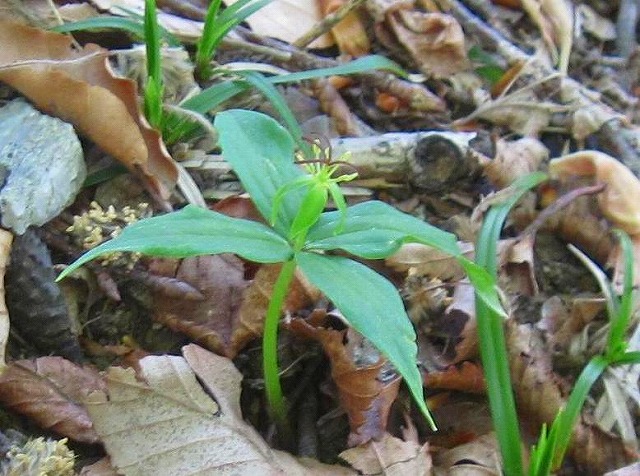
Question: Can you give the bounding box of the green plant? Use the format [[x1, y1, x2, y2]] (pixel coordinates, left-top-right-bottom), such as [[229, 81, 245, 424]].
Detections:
[[473, 172, 548, 476], [143, 0, 163, 129], [472, 175, 640, 476], [195, 0, 271, 80], [528, 229, 640, 475], [58, 109, 503, 433]]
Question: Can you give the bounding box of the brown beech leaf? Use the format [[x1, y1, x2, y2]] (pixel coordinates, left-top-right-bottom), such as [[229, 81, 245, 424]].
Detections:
[[549, 151, 640, 235], [319, 0, 370, 57], [86, 344, 355, 475], [386, 242, 472, 281], [339, 432, 432, 475], [0, 357, 105, 443], [288, 316, 401, 446], [433, 432, 502, 474], [385, 10, 468, 78], [423, 361, 485, 394], [507, 322, 639, 473], [151, 257, 315, 358], [0, 19, 177, 203], [483, 137, 549, 189]]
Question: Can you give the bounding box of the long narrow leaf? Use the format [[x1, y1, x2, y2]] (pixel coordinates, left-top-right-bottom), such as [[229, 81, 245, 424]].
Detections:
[[474, 171, 547, 476], [56, 205, 293, 281], [295, 251, 436, 429]]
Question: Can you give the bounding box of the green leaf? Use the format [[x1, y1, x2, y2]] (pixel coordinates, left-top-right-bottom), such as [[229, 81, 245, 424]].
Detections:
[[458, 258, 507, 318], [295, 251, 436, 429], [51, 17, 182, 47], [214, 110, 306, 236], [182, 55, 406, 114], [305, 200, 461, 258], [56, 205, 293, 281]]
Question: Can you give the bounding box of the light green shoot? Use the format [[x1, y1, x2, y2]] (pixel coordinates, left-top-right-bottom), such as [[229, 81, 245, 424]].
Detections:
[[271, 146, 357, 241]]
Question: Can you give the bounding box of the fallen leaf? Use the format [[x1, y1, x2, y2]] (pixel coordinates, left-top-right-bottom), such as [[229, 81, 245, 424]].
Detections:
[[0, 19, 177, 203], [79, 457, 120, 476], [0, 357, 105, 443], [339, 432, 432, 475], [385, 10, 468, 78], [223, 0, 333, 48], [86, 344, 355, 475], [507, 322, 639, 473], [319, 0, 370, 56], [483, 137, 549, 189], [151, 258, 315, 358], [288, 316, 401, 446], [433, 432, 501, 474], [386, 242, 473, 281], [423, 361, 485, 394]]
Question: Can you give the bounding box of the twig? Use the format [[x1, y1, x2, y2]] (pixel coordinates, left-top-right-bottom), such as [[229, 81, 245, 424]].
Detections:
[[293, 0, 367, 48]]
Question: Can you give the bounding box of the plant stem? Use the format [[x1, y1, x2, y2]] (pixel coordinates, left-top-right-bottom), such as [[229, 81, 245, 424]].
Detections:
[[263, 259, 297, 431]]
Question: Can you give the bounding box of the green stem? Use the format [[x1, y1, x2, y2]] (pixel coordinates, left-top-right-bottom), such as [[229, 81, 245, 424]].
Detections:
[[263, 259, 297, 430]]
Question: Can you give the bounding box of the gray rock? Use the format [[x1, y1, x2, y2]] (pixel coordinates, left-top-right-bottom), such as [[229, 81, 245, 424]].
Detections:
[[0, 99, 85, 234]]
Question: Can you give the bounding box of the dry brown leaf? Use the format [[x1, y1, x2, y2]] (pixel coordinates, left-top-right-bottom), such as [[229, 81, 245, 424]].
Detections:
[[433, 432, 501, 475], [223, 0, 333, 48], [0, 229, 11, 369], [386, 242, 472, 280], [502, 236, 539, 296], [86, 344, 355, 475], [79, 457, 120, 476], [288, 317, 401, 446], [385, 10, 468, 78], [151, 258, 315, 358], [0, 357, 105, 444], [339, 432, 432, 475], [423, 361, 485, 394], [445, 281, 479, 364], [483, 137, 549, 189], [521, 0, 573, 73], [0, 19, 177, 203], [507, 322, 638, 473], [549, 151, 640, 235]]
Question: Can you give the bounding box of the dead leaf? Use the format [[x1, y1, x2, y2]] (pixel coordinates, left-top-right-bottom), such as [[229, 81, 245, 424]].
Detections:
[[521, 0, 573, 73], [483, 137, 549, 189], [151, 258, 315, 358], [223, 0, 333, 48], [549, 150, 640, 235], [0, 19, 177, 203], [394, 11, 467, 78], [79, 457, 121, 476], [423, 361, 485, 394], [288, 316, 401, 446], [0, 229, 11, 369], [86, 344, 355, 475], [339, 432, 432, 475], [0, 358, 105, 443], [386, 242, 473, 281], [433, 432, 501, 475], [507, 322, 638, 473]]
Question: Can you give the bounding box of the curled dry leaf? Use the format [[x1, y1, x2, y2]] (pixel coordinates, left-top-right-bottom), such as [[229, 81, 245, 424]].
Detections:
[[86, 344, 355, 475], [507, 322, 639, 473], [423, 361, 485, 394], [383, 9, 468, 78], [483, 137, 549, 189], [386, 242, 472, 281], [0, 229, 11, 369], [339, 432, 432, 475], [549, 151, 640, 235], [432, 432, 502, 475], [521, 0, 573, 73], [151, 258, 316, 358], [0, 19, 177, 203], [288, 317, 401, 447], [0, 357, 105, 444]]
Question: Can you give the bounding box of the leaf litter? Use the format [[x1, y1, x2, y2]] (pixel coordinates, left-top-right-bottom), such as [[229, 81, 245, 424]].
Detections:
[[2, 0, 640, 474]]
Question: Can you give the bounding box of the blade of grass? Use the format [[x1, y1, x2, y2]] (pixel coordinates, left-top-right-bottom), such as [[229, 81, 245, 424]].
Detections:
[[474, 172, 547, 476]]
